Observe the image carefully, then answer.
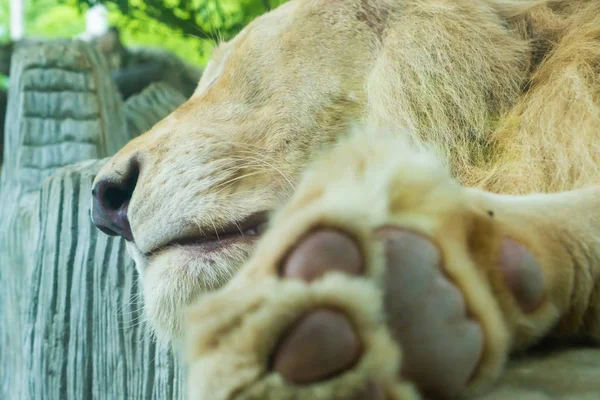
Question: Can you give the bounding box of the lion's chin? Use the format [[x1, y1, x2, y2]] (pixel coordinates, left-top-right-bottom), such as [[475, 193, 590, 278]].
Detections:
[[139, 240, 256, 344]]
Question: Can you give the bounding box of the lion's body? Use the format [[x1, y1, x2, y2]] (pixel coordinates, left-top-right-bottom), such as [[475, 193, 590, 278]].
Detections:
[[92, 1, 600, 398], [360, 0, 600, 194]]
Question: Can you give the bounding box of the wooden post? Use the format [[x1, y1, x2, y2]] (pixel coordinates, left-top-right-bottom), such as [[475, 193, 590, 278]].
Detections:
[[23, 160, 185, 399], [0, 40, 188, 399]]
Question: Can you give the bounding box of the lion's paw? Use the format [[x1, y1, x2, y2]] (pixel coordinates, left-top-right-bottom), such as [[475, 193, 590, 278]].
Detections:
[[184, 130, 548, 400], [184, 228, 419, 399]]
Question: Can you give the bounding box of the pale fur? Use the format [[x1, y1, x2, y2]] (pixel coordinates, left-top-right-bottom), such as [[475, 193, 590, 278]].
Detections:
[[184, 125, 600, 398], [94, 0, 600, 349]]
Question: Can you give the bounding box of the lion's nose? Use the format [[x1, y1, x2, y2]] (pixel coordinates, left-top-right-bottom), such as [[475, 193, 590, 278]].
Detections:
[[91, 159, 139, 242]]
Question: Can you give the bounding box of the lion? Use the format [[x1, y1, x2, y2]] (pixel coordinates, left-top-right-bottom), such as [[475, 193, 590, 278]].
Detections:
[[90, 0, 600, 398]]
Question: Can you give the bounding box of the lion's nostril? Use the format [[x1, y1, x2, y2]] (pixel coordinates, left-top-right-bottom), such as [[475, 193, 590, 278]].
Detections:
[[91, 158, 139, 242], [104, 187, 131, 210]]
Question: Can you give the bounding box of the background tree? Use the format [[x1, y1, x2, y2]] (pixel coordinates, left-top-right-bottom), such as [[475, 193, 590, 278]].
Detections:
[[72, 0, 288, 41], [0, 0, 288, 66]]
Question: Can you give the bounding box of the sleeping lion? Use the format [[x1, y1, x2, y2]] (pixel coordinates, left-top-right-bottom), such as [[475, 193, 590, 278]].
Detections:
[[90, 0, 600, 398]]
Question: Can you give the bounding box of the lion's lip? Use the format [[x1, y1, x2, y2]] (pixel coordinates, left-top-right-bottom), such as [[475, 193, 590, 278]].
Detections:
[[144, 211, 269, 256]]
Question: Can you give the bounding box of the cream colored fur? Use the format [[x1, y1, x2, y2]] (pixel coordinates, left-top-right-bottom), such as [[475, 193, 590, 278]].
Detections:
[[185, 127, 600, 398], [94, 0, 600, 396]]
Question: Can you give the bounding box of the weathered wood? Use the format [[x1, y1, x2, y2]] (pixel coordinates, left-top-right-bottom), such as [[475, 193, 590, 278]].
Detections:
[[0, 42, 12, 76], [0, 40, 187, 399], [120, 48, 202, 99], [0, 89, 6, 168], [125, 82, 188, 138], [113, 61, 169, 99], [1, 40, 128, 189], [23, 160, 184, 399], [89, 28, 202, 100], [0, 41, 121, 399], [0, 39, 121, 399]]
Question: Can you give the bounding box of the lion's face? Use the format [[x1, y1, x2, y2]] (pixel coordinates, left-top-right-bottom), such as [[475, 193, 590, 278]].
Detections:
[[92, 0, 376, 342]]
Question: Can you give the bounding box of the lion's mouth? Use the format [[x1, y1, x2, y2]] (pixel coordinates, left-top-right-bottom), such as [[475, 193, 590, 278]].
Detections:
[[146, 211, 269, 256]]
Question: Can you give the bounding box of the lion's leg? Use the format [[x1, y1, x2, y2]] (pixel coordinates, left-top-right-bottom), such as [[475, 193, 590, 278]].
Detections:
[[472, 5, 600, 343], [466, 187, 600, 345]]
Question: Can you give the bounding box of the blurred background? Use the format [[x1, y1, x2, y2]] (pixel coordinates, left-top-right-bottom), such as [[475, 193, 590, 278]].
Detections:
[[0, 0, 291, 181], [0, 0, 289, 86]]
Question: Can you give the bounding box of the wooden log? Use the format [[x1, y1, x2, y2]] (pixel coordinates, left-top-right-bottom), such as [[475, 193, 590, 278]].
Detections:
[[0, 40, 128, 189], [113, 61, 168, 100], [0, 39, 189, 400], [125, 82, 187, 138], [0, 89, 6, 168], [120, 48, 202, 99], [22, 159, 184, 399], [0, 42, 12, 76], [0, 41, 126, 399]]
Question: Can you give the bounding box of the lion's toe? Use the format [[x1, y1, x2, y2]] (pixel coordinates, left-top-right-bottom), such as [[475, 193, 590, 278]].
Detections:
[[379, 228, 484, 399], [279, 229, 364, 281], [271, 308, 362, 384]]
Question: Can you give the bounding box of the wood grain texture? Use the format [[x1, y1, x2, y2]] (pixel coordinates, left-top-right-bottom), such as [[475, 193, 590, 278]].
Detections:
[[125, 82, 188, 138], [0, 41, 187, 400], [23, 160, 184, 400]]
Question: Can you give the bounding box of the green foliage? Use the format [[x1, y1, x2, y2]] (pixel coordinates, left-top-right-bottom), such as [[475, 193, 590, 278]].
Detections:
[[28, 4, 87, 39], [0, 2, 11, 43], [108, 6, 214, 65], [0, 0, 287, 66], [0, 0, 85, 41], [74, 0, 288, 41]]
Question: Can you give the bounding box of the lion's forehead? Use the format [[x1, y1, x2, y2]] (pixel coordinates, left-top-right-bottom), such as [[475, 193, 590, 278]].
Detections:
[[200, 0, 338, 83], [197, 0, 305, 87]]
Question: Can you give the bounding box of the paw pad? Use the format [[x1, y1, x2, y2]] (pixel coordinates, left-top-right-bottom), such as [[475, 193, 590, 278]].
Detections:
[[280, 229, 364, 281], [272, 308, 362, 384]]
